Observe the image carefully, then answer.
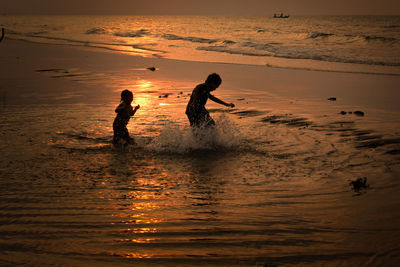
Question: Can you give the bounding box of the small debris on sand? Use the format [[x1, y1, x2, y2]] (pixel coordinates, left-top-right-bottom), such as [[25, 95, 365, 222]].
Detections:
[[354, 111, 365, 117], [349, 177, 369, 193], [339, 110, 365, 116], [147, 67, 156, 71], [328, 97, 336, 101], [159, 93, 172, 98], [0, 28, 4, 43]]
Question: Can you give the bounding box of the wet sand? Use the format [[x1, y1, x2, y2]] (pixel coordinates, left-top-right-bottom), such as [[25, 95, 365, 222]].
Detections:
[[2, 39, 400, 109]]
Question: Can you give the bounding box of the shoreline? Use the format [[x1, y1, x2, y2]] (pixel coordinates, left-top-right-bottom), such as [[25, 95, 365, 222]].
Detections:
[[7, 35, 400, 77], [1, 38, 400, 113]]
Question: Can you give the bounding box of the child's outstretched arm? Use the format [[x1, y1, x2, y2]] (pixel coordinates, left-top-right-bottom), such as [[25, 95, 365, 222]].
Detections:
[[209, 94, 235, 108]]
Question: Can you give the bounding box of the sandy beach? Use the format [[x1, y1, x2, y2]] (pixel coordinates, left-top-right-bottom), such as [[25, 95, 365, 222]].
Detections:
[[1, 38, 400, 266]]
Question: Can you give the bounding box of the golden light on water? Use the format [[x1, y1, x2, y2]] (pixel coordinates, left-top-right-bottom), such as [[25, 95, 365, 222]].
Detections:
[[120, 238, 156, 244], [119, 252, 153, 259], [112, 78, 193, 113], [135, 80, 153, 89], [106, 171, 167, 255], [126, 228, 158, 234], [131, 202, 161, 211]]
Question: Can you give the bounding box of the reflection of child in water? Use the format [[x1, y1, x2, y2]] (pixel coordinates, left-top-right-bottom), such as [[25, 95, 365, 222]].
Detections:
[[113, 90, 140, 146], [185, 73, 234, 128]]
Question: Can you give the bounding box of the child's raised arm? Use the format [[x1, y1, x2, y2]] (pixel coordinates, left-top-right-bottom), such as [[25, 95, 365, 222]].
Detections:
[[131, 105, 140, 116]]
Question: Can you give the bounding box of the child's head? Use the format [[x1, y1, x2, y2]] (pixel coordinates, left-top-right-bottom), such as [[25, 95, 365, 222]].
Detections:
[[205, 73, 222, 91], [121, 89, 133, 103]]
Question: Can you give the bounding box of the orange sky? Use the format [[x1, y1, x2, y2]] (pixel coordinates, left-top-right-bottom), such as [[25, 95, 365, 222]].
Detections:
[[3, 0, 400, 15]]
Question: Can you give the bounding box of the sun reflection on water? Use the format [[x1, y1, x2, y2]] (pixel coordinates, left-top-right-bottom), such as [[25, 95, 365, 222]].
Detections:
[[119, 238, 156, 244], [115, 252, 154, 259], [135, 80, 153, 90], [131, 202, 160, 210]]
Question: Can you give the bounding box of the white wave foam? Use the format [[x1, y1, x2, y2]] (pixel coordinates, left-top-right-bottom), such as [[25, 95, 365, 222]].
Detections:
[[145, 114, 242, 154]]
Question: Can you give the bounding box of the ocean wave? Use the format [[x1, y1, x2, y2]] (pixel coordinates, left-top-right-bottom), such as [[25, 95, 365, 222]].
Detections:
[[275, 52, 400, 67], [7, 32, 164, 57], [305, 32, 398, 44], [5, 29, 49, 36], [197, 45, 272, 57], [31, 31, 48, 35], [265, 64, 400, 76], [364, 35, 398, 43], [197, 41, 400, 68], [113, 29, 149, 38], [85, 27, 107, 35], [241, 41, 400, 67], [223, 40, 236, 45], [241, 41, 276, 51], [381, 25, 400, 29], [307, 32, 334, 39], [162, 33, 218, 44]]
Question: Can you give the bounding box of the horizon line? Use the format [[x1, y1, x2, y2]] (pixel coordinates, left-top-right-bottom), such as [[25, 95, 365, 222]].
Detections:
[[2, 13, 400, 16]]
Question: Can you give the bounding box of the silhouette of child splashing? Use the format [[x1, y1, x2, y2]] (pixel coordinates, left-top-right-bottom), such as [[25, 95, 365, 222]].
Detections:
[[185, 73, 234, 128], [113, 89, 140, 146]]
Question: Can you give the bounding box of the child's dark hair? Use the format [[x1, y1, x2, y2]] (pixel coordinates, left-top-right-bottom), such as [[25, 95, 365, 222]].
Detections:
[[205, 73, 222, 86], [121, 89, 133, 102]]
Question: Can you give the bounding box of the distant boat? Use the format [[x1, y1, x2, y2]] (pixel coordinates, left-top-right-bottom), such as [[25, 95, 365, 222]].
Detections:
[[273, 13, 290, 18]]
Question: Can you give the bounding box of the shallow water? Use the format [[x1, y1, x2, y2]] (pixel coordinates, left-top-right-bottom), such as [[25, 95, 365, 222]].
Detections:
[[1, 78, 400, 266]]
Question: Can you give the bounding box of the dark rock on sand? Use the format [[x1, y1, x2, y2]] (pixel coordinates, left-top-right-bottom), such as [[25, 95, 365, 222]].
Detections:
[[147, 67, 156, 71], [386, 149, 400, 155], [354, 111, 365, 116], [340, 111, 347, 115], [349, 177, 369, 193], [328, 97, 336, 101], [0, 28, 4, 43], [159, 93, 172, 98]]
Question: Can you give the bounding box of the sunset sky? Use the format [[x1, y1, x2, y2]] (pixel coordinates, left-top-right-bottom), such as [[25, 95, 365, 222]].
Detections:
[[3, 0, 400, 15]]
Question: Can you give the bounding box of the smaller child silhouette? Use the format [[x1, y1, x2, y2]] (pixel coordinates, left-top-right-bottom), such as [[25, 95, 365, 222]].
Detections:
[[113, 90, 140, 146]]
